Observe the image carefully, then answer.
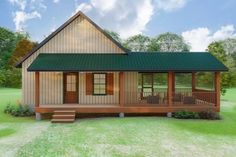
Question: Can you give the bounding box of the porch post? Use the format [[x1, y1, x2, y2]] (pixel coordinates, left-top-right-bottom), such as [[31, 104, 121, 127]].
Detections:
[[119, 72, 125, 107], [35, 71, 40, 107], [172, 72, 175, 92], [168, 72, 173, 107], [215, 72, 221, 112], [192, 72, 196, 92], [35, 71, 41, 120]]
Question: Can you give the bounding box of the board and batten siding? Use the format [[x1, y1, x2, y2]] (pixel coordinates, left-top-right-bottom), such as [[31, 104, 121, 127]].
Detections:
[[124, 72, 139, 104], [22, 15, 124, 107], [79, 73, 119, 104]]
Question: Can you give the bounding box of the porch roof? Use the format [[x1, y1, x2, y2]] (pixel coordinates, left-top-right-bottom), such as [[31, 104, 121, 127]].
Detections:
[[27, 52, 228, 72]]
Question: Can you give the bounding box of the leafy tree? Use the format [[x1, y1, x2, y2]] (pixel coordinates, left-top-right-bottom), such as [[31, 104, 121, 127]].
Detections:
[[207, 41, 232, 95], [0, 27, 26, 68], [8, 38, 37, 67], [104, 30, 122, 44], [148, 32, 190, 52], [124, 34, 151, 52]]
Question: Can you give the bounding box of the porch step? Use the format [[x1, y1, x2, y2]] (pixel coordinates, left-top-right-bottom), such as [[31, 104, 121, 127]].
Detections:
[[51, 119, 75, 123], [51, 110, 76, 123], [52, 114, 75, 119], [53, 110, 76, 115]]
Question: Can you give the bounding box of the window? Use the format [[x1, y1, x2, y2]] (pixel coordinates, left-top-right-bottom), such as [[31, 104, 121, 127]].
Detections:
[[66, 74, 76, 92], [93, 73, 106, 95]]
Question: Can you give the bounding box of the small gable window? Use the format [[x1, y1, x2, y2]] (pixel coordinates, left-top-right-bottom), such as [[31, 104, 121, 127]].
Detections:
[[93, 73, 106, 95]]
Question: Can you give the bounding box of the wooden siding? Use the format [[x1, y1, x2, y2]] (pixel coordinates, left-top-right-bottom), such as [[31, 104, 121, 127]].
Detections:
[[22, 14, 124, 106], [124, 72, 139, 104], [78, 72, 119, 104]]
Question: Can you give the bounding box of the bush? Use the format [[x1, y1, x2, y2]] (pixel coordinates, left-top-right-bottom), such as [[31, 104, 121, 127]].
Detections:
[[198, 110, 220, 120], [4, 103, 34, 117], [173, 111, 199, 119]]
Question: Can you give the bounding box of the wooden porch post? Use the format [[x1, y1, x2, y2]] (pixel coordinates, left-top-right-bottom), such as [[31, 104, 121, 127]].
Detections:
[[192, 72, 196, 92], [168, 72, 173, 106], [35, 71, 40, 108], [119, 72, 125, 107], [172, 73, 175, 92], [215, 72, 221, 112]]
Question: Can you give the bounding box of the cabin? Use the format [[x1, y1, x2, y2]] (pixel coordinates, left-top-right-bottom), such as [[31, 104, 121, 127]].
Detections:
[[16, 11, 228, 123]]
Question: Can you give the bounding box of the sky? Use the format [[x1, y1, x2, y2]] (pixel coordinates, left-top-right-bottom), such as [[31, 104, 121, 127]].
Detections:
[[0, 0, 236, 51]]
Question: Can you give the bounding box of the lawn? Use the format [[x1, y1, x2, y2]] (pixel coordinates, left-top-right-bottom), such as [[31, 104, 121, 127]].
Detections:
[[0, 88, 236, 157]]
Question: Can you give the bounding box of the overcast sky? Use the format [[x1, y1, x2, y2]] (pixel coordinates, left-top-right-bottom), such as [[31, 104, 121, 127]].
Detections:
[[1, 0, 236, 51]]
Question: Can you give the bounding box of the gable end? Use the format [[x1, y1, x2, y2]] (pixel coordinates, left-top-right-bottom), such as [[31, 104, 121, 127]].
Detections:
[[16, 11, 129, 68]]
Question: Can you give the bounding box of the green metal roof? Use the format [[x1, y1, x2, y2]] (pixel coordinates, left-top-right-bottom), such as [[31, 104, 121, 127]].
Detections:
[[27, 52, 228, 72]]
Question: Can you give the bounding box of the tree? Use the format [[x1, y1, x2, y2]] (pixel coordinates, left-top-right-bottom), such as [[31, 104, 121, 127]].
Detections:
[[8, 38, 37, 67], [104, 30, 122, 44], [0, 27, 26, 68], [148, 32, 190, 52], [124, 34, 151, 52], [207, 41, 232, 95]]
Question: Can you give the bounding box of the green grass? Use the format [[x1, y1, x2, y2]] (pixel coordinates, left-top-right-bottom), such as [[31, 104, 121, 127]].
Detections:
[[0, 87, 236, 156], [0, 128, 16, 138], [222, 88, 236, 102]]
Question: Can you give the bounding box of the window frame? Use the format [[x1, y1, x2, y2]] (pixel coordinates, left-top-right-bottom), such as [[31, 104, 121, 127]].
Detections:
[[92, 73, 107, 95]]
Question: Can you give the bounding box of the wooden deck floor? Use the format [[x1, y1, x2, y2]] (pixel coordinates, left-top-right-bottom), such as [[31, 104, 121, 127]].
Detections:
[[35, 103, 216, 113]]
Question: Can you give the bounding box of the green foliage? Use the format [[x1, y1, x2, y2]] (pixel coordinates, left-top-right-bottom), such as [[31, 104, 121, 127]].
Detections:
[[124, 34, 151, 51], [0, 27, 35, 88], [104, 29, 123, 44], [198, 110, 220, 120], [195, 72, 215, 90], [0, 27, 26, 68], [207, 41, 232, 94], [8, 38, 37, 66], [174, 110, 220, 120], [148, 32, 190, 52], [4, 103, 34, 117], [173, 111, 199, 119], [0, 68, 21, 88]]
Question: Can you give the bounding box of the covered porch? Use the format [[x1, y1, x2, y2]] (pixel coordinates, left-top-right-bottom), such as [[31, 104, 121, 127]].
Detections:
[[34, 71, 221, 114], [27, 52, 226, 115]]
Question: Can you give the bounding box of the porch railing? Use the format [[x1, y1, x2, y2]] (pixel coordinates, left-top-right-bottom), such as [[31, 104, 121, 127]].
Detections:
[[125, 92, 168, 105], [75, 91, 216, 106], [124, 91, 216, 106], [171, 91, 216, 106]]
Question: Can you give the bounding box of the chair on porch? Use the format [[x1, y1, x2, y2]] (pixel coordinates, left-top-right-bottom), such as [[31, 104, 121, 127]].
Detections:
[[183, 96, 196, 104], [172, 93, 182, 104], [147, 95, 160, 104]]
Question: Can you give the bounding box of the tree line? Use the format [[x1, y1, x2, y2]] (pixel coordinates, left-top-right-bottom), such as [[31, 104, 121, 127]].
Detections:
[[0, 27, 37, 88], [0, 27, 235, 94]]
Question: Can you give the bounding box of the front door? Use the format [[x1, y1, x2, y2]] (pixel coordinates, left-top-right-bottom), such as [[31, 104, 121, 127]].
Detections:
[[63, 73, 78, 103]]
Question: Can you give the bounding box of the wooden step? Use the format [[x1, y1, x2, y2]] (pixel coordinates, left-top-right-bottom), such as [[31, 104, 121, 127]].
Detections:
[[52, 110, 76, 123], [52, 114, 75, 119], [51, 119, 75, 123], [53, 110, 76, 115]]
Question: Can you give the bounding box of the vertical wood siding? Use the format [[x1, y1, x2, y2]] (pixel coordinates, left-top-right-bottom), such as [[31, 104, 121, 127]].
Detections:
[[125, 72, 139, 104], [79, 72, 119, 104], [22, 15, 124, 107]]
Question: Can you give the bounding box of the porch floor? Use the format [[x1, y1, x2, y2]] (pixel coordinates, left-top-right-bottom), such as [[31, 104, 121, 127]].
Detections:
[[36, 103, 216, 114]]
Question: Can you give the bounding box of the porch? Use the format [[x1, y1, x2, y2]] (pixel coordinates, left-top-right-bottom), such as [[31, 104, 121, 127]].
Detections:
[[34, 71, 221, 114]]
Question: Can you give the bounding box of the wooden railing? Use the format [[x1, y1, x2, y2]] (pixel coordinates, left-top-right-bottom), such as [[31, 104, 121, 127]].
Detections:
[[125, 92, 168, 105], [75, 91, 216, 106], [124, 91, 216, 106], [172, 91, 216, 106]]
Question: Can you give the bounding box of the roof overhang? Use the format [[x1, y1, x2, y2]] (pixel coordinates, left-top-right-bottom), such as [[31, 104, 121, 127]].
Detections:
[[27, 52, 228, 72]]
